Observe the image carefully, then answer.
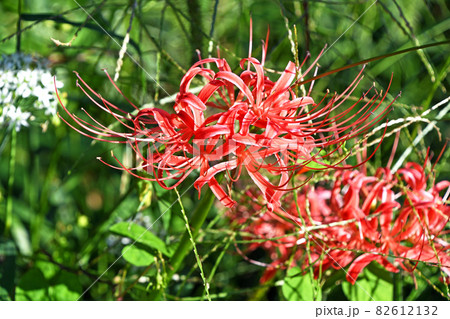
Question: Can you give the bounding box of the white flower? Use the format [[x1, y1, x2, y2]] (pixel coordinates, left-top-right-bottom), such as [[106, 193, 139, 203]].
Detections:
[[1, 87, 13, 104], [41, 71, 63, 90], [16, 82, 32, 98], [40, 72, 53, 86], [0, 104, 31, 131], [0, 53, 64, 130], [34, 86, 56, 114]]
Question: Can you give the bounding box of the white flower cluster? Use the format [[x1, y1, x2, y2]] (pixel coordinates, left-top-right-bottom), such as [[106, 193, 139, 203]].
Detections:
[[0, 53, 64, 131]]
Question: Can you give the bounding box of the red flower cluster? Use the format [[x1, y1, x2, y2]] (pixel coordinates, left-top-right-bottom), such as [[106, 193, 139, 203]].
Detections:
[[57, 37, 393, 211], [230, 162, 450, 284]]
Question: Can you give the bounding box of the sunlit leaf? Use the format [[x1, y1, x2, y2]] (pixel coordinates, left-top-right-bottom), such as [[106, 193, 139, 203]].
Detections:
[[282, 267, 322, 301], [122, 245, 155, 267], [49, 271, 83, 301], [342, 265, 393, 301], [16, 268, 49, 301], [110, 222, 171, 257]]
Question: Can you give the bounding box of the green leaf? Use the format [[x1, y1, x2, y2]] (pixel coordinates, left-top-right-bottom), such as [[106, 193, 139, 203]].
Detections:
[[154, 186, 180, 232], [11, 213, 32, 256], [0, 239, 16, 300], [16, 268, 49, 301], [157, 196, 175, 231], [35, 259, 59, 280], [137, 180, 153, 211], [282, 267, 322, 301], [122, 245, 155, 267], [0, 286, 11, 301], [110, 222, 171, 256], [342, 265, 393, 301], [300, 149, 330, 170], [49, 271, 83, 301], [303, 161, 328, 170]]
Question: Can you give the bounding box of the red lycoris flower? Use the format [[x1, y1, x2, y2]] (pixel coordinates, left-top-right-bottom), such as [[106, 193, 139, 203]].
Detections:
[[57, 32, 394, 211], [229, 162, 450, 284], [318, 164, 449, 284]]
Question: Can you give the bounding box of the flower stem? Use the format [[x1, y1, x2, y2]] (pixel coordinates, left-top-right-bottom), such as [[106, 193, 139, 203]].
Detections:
[[293, 187, 321, 300], [148, 184, 217, 300], [16, 0, 22, 53], [168, 185, 216, 278], [4, 127, 17, 238], [393, 272, 403, 301], [174, 187, 211, 301]]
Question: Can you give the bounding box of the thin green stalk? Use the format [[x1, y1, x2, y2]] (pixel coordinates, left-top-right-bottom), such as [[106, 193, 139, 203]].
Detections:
[[5, 127, 17, 238], [174, 187, 211, 301], [413, 267, 449, 300], [393, 272, 403, 301], [16, 0, 22, 52], [186, 0, 204, 64], [293, 40, 450, 87], [293, 187, 320, 300], [176, 215, 246, 299], [154, 51, 161, 102], [149, 184, 217, 300], [391, 100, 450, 172], [206, 232, 234, 284], [31, 138, 60, 251], [423, 54, 450, 109], [168, 176, 221, 280]]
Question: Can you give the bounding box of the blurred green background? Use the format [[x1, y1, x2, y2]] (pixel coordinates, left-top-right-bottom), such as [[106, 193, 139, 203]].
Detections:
[[0, 0, 449, 300]]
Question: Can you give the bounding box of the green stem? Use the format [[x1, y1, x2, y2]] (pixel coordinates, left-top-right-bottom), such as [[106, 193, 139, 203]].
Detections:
[[17, 13, 141, 53], [293, 185, 320, 300], [31, 137, 60, 251], [149, 182, 218, 300], [293, 39, 450, 87], [207, 232, 234, 284], [149, 184, 217, 300], [168, 186, 216, 278], [16, 0, 22, 52], [5, 128, 17, 238], [174, 187, 211, 301], [393, 272, 403, 301], [187, 0, 203, 65]]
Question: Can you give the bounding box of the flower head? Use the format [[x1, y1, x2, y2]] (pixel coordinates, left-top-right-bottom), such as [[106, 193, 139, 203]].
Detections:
[[0, 104, 31, 131], [58, 34, 394, 210], [0, 53, 63, 131], [228, 162, 450, 284]]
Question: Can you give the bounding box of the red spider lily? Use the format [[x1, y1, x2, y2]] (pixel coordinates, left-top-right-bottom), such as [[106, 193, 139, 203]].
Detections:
[[317, 164, 449, 284], [229, 162, 450, 284], [56, 31, 395, 211], [227, 189, 295, 282], [229, 185, 337, 283]]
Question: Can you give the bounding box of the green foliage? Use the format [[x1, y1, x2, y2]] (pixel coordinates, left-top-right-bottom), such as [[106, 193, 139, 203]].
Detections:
[[15, 268, 49, 301], [48, 271, 83, 301], [282, 267, 322, 301], [342, 265, 394, 301], [0, 239, 16, 300], [15, 267, 83, 301], [0, 0, 448, 301], [122, 245, 154, 267], [110, 222, 171, 257]]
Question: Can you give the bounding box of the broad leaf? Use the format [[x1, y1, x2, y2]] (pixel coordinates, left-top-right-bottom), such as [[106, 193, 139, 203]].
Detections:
[[122, 245, 155, 267], [282, 267, 322, 301], [49, 271, 83, 301], [110, 222, 171, 256], [0, 239, 16, 300], [16, 268, 49, 301], [342, 265, 393, 301]]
